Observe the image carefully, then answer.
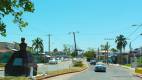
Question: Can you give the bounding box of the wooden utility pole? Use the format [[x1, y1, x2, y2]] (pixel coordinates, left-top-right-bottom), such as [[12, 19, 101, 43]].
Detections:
[[48, 34, 51, 54], [97, 48, 100, 61], [69, 32, 79, 57]]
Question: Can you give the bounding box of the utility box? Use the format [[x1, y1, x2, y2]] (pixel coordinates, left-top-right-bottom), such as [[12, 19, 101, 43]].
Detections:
[[5, 38, 37, 76]]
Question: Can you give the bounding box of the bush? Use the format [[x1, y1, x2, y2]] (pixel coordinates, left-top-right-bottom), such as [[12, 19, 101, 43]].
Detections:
[[73, 61, 83, 67], [135, 68, 142, 74], [124, 64, 131, 67], [0, 63, 5, 67]]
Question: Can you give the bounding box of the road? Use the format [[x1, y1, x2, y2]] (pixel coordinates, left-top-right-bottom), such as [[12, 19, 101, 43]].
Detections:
[[47, 64, 142, 80], [0, 70, 4, 77], [68, 64, 141, 80]]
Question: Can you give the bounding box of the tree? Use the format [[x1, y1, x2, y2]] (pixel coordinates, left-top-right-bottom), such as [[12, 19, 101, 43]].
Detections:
[[111, 48, 118, 53], [0, 0, 35, 36], [53, 48, 58, 53], [101, 42, 110, 63], [32, 37, 44, 54], [115, 34, 127, 64], [84, 48, 96, 62], [63, 44, 71, 56]]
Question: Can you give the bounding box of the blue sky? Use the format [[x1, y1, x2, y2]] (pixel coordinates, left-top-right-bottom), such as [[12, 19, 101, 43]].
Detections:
[[2, 0, 142, 51]]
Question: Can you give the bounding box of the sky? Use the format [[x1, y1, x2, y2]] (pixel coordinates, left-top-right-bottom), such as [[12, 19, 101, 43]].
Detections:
[[2, 0, 142, 51]]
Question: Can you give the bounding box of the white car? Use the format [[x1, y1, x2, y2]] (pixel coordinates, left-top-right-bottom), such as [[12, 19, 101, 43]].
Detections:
[[49, 58, 58, 64]]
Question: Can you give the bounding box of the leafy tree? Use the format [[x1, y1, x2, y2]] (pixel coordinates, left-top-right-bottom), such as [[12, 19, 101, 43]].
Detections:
[[84, 48, 96, 61], [71, 51, 77, 58], [115, 34, 127, 64], [111, 48, 118, 52], [32, 37, 44, 54], [63, 44, 71, 56], [53, 48, 58, 53], [53, 48, 58, 56], [0, 0, 35, 36]]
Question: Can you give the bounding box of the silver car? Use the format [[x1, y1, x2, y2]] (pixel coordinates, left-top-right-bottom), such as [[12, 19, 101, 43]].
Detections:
[[49, 58, 58, 64], [94, 62, 106, 72]]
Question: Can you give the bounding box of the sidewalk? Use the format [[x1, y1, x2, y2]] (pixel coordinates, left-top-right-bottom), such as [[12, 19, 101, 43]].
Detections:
[[121, 65, 142, 78]]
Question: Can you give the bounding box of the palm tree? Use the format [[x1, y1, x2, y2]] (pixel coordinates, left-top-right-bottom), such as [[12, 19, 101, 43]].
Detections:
[[115, 34, 127, 64], [32, 37, 44, 54], [101, 42, 110, 63]]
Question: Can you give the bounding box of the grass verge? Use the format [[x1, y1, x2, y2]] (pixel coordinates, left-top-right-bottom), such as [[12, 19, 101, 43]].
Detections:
[[124, 64, 131, 67]]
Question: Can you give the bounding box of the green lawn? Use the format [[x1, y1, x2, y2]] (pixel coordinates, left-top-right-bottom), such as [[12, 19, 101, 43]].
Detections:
[[124, 64, 131, 67]]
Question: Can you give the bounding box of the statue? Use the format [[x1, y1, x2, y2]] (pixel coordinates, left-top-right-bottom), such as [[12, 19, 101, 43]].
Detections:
[[19, 38, 27, 52]]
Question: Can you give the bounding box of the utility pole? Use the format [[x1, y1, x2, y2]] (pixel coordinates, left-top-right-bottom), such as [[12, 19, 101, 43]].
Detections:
[[129, 42, 132, 64], [140, 33, 142, 64], [48, 34, 51, 54], [69, 32, 79, 57], [97, 48, 100, 61]]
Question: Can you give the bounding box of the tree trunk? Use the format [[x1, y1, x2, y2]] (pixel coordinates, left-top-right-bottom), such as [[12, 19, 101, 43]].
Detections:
[[120, 49, 122, 64]]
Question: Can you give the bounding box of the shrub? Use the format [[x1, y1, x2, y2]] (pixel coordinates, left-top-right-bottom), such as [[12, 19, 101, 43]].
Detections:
[[73, 61, 83, 67], [124, 64, 131, 67], [135, 68, 142, 74]]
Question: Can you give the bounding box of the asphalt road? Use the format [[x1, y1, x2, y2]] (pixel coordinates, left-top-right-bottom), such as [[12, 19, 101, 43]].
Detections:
[[0, 71, 4, 77], [68, 64, 141, 80]]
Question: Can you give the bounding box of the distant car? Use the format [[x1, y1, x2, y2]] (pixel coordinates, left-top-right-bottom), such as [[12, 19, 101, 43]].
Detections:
[[90, 59, 96, 65], [94, 63, 106, 72], [49, 58, 58, 64], [64, 58, 70, 61]]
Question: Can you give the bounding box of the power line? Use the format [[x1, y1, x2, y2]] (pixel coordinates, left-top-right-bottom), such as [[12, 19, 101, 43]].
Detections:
[[128, 24, 142, 38], [131, 35, 140, 42]]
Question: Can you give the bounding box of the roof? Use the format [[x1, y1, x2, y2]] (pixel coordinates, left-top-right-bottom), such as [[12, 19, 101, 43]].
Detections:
[[0, 49, 11, 53], [98, 50, 111, 53]]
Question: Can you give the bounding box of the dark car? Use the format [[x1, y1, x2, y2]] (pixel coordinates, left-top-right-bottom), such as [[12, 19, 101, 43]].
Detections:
[[5, 51, 37, 76], [90, 60, 96, 65], [94, 62, 106, 72]]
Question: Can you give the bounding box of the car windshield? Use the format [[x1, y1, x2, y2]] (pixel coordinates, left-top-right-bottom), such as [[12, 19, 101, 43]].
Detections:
[[1, 0, 142, 80], [96, 64, 105, 66]]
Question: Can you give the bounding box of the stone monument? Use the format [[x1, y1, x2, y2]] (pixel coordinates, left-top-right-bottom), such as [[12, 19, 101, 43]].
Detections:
[[5, 38, 37, 76]]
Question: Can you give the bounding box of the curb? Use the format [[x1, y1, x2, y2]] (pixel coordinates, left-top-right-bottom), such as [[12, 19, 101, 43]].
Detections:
[[121, 65, 142, 78], [133, 73, 142, 78], [0, 69, 4, 71], [36, 66, 88, 80]]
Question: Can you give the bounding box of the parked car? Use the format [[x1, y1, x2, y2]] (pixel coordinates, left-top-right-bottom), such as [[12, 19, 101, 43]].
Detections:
[[49, 58, 58, 64], [94, 62, 106, 72]]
